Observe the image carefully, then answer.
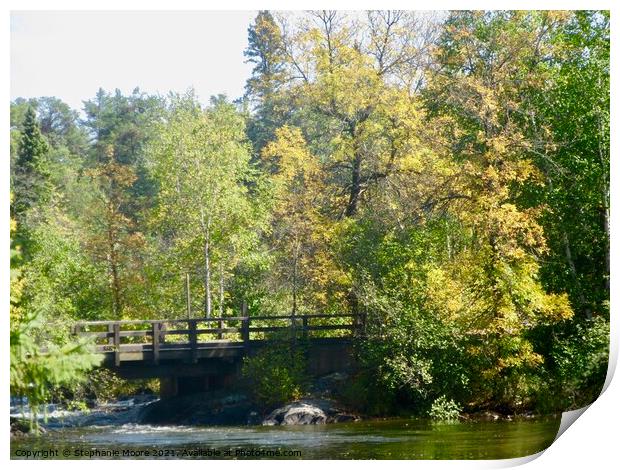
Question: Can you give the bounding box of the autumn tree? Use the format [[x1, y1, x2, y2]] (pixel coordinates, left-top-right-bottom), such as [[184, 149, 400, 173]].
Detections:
[[7, 11, 609, 415], [262, 126, 344, 313], [83, 145, 145, 319], [422, 11, 575, 405]]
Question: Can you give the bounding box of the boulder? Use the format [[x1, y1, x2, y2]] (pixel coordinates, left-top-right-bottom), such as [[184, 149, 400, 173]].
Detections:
[[10, 417, 45, 436], [263, 401, 327, 425], [262, 398, 359, 425]]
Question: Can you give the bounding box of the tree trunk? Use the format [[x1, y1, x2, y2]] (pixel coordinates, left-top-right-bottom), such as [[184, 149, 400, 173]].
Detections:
[[446, 219, 452, 259], [347, 289, 359, 317], [109, 251, 122, 319], [219, 263, 225, 317], [603, 189, 610, 294], [204, 232, 212, 318], [345, 152, 362, 217], [596, 86, 610, 297], [106, 213, 122, 319], [292, 240, 299, 316], [563, 231, 591, 319]]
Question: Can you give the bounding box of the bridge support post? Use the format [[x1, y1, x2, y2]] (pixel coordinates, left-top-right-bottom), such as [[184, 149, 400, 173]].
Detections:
[[108, 324, 114, 346], [242, 317, 250, 351]]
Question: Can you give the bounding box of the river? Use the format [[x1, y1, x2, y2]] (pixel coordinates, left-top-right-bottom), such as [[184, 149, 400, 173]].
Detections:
[[11, 400, 560, 460]]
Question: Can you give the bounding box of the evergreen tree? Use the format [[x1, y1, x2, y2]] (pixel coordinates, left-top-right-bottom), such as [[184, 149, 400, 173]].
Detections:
[[244, 11, 288, 154], [11, 107, 50, 220], [245, 11, 286, 99]]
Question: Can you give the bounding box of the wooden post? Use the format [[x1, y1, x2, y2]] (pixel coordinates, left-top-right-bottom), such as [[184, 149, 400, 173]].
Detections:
[[302, 315, 308, 341], [241, 300, 249, 349], [241, 318, 249, 350], [152, 322, 160, 365], [108, 323, 114, 346], [189, 319, 198, 364], [113, 323, 120, 367], [185, 273, 191, 319]]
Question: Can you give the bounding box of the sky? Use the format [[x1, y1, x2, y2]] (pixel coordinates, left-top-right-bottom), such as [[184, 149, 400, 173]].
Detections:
[[10, 11, 258, 110]]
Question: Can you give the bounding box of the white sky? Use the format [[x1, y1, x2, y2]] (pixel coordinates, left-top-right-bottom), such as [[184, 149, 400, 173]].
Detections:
[[10, 11, 258, 110]]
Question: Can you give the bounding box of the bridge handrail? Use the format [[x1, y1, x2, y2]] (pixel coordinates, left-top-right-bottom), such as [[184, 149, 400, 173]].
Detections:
[[74, 313, 356, 327], [75, 317, 248, 326], [73, 313, 363, 366], [74, 313, 363, 366]]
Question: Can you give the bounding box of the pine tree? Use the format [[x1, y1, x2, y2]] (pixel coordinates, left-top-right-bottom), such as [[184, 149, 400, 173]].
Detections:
[[12, 107, 50, 219], [244, 11, 286, 99], [244, 11, 288, 154]]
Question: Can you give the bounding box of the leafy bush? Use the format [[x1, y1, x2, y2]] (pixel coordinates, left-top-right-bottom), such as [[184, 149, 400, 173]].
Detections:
[[242, 332, 307, 409], [68, 369, 159, 404], [550, 316, 609, 409], [429, 395, 462, 422], [10, 311, 101, 425]]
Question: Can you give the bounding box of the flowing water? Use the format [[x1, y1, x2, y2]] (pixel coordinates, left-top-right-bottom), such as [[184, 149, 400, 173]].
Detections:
[[11, 401, 561, 460]]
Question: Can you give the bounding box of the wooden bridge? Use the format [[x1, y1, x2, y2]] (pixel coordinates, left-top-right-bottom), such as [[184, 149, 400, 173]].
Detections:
[[74, 313, 361, 396]]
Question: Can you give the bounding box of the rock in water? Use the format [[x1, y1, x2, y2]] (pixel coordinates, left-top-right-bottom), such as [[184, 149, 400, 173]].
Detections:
[[263, 401, 328, 425]]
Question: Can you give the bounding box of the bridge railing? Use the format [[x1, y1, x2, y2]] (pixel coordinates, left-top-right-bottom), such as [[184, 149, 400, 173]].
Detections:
[[73, 313, 360, 366]]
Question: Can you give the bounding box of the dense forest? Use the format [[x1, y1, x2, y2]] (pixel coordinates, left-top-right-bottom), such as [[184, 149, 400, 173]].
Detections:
[[10, 10, 609, 417]]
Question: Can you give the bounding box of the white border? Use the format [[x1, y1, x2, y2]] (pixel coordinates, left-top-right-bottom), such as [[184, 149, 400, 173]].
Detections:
[[3, 1, 617, 469]]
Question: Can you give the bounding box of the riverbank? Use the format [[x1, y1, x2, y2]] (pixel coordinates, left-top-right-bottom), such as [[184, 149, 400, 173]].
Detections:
[[10, 373, 564, 460], [137, 391, 361, 426], [11, 389, 548, 438]]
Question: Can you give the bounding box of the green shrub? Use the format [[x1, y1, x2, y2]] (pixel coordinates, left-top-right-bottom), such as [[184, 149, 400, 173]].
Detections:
[[550, 316, 609, 409], [428, 395, 462, 422], [63, 369, 158, 404], [242, 333, 307, 409]]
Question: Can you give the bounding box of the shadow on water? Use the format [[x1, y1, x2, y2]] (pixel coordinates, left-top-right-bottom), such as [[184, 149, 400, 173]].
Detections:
[[11, 416, 561, 460]]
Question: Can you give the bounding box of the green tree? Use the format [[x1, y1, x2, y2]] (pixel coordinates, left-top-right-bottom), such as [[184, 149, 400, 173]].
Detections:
[[10, 204, 101, 426], [526, 11, 610, 318], [11, 107, 50, 222], [83, 88, 164, 219], [244, 10, 288, 154], [149, 94, 264, 317]]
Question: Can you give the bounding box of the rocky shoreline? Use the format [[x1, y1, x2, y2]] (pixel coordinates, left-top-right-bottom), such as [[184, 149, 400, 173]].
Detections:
[[137, 392, 360, 427], [11, 371, 548, 436]]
